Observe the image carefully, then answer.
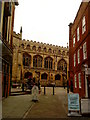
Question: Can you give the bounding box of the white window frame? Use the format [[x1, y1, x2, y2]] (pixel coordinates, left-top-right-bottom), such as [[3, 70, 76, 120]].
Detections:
[[74, 53, 76, 67], [77, 27, 79, 41], [73, 34, 75, 47], [83, 42, 87, 60], [74, 74, 77, 88], [78, 73, 81, 88], [82, 16, 86, 34], [77, 49, 80, 64]]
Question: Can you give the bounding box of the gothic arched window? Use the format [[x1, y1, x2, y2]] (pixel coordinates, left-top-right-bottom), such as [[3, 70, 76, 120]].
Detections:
[[62, 51, 65, 56], [23, 53, 31, 66], [57, 59, 67, 73], [33, 55, 42, 68], [26, 44, 30, 50], [38, 46, 41, 52], [32, 45, 36, 51], [44, 57, 53, 69], [44, 47, 47, 52], [58, 50, 61, 54], [21, 44, 24, 49], [67, 51, 69, 56], [48, 48, 52, 53]]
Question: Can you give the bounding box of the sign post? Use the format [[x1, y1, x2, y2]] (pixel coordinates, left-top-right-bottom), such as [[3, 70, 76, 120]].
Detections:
[[32, 85, 39, 102], [68, 93, 81, 116]]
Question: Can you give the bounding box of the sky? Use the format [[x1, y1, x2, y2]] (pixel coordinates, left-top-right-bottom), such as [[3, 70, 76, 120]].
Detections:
[[14, 0, 82, 47]]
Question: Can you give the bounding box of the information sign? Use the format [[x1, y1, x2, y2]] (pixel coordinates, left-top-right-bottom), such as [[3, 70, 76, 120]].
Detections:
[[68, 93, 80, 111], [81, 99, 90, 114]]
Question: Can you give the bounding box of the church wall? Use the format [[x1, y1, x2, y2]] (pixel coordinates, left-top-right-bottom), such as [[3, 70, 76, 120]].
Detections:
[[12, 32, 69, 87]]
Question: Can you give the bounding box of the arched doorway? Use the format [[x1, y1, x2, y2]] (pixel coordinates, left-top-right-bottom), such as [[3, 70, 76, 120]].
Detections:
[[24, 72, 32, 79], [23, 53, 31, 67], [23, 72, 33, 91], [41, 73, 48, 80], [57, 59, 67, 87], [55, 74, 61, 80], [41, 73, 48, 86], [55, 74, 61, 86]]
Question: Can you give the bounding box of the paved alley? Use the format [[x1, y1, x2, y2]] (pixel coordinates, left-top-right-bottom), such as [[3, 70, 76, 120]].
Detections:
[[2, 87, 69, 119]]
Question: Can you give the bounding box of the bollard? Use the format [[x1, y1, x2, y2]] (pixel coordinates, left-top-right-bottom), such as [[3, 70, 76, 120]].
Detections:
[[67, 86, 69, 93], [22, 83, 24, 92], [44, 86, 46, 95], [67, 89, 69, 93], [53, 86, 54, 95]]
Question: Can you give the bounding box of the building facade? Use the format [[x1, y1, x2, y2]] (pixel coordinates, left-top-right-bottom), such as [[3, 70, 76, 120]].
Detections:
[[69, 2, 90, 98], [12, 30, 69, 87], [0, 1, 18, 97]]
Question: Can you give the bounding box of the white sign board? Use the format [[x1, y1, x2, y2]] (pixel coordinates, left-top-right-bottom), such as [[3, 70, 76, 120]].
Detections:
[[81, 99, 90, 114], [32, 85, 39, 101], [68, 93, 80, 111]]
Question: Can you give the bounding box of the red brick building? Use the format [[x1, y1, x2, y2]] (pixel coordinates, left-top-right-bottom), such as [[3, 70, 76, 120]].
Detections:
[[69, 2, 90, 98]]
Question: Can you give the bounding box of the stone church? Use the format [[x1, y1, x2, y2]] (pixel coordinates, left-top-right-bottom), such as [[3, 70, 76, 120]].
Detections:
[[12, 29, 69, 87]]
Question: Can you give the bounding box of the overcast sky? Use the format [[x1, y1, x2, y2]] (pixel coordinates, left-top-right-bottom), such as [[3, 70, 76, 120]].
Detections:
[[14, 0, 82, 47]]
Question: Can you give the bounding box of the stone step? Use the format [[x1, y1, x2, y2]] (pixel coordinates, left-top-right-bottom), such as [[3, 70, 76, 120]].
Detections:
[[10, 91, 31, 96]]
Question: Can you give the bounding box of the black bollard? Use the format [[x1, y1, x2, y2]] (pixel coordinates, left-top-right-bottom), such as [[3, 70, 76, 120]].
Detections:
[[22, 83, 24, 92], [67, 81, 69, 93], [53, 86, 54, 95], [67, 86, 69, 93], [44, 86, 46, 95], [67, 88, 69, 93]]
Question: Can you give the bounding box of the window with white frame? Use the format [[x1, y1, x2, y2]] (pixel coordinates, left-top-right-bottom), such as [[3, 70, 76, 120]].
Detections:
[[73, 34, 75, 47], [77, 49, 80, 64], [77, 27, 79, 41], [74, 74, 77, 88], [74, 53, 76, 67], [78, 73, 81, 88], [82, 16, 86, 34], [83, 42, 87, 60]]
